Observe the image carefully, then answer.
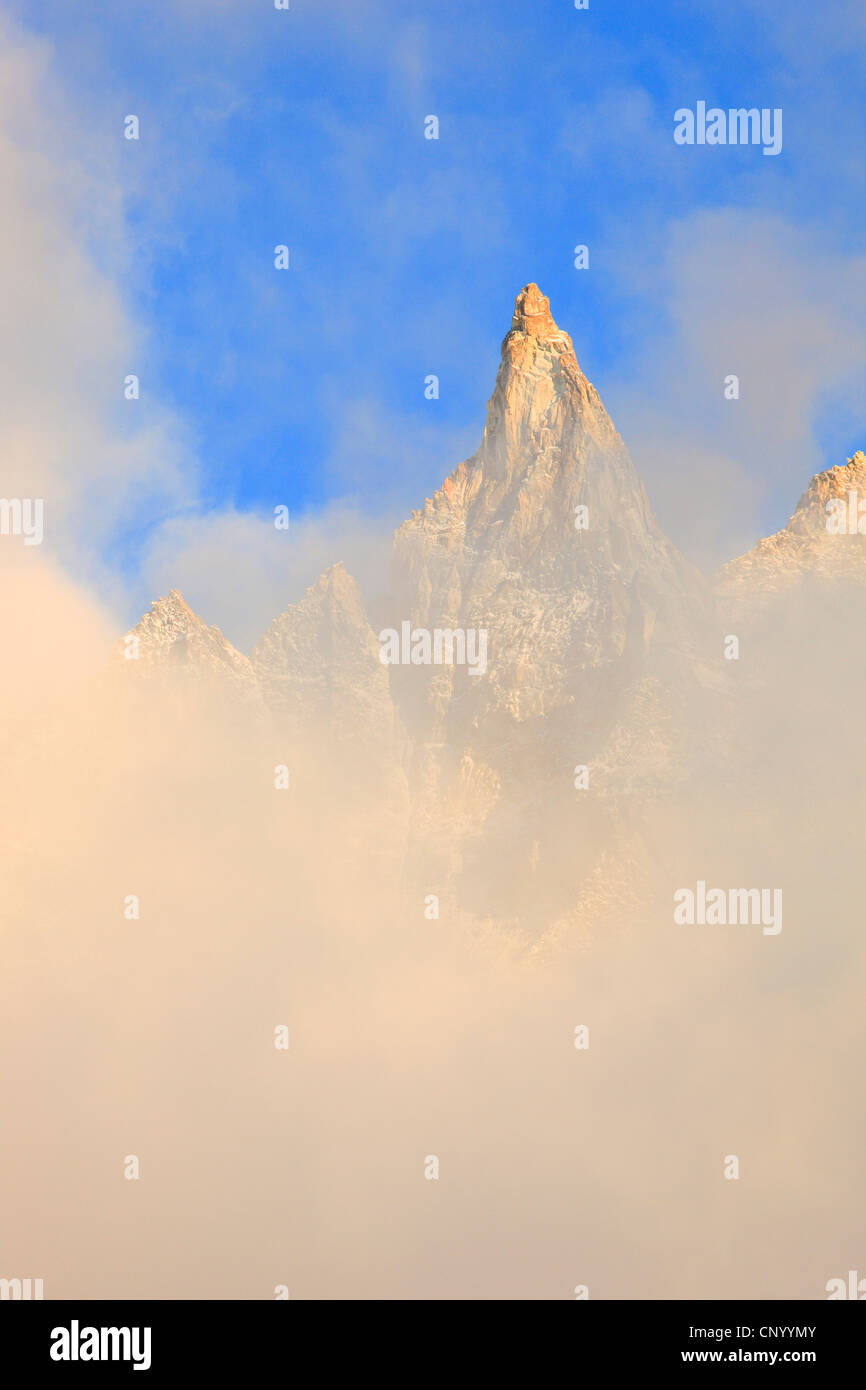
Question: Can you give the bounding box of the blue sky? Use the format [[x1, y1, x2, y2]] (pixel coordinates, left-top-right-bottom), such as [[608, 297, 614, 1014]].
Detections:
[[3, 0, 865, 638]]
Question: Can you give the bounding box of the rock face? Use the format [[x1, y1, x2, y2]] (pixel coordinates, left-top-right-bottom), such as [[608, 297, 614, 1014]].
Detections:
[[390, 284, 708, 731]]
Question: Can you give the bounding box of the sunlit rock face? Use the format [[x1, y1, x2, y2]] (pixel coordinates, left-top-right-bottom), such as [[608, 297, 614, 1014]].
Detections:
[[391, 283, 708, 735]]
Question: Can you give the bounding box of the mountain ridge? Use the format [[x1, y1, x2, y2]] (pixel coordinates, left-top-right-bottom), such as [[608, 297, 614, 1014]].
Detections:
[[115, 284, 864, 940]]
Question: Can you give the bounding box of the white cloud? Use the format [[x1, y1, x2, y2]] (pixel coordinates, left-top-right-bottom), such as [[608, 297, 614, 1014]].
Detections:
[[0, 12, 199, 596], [141, 502, 401, 650], [607, 210, 866, 566]]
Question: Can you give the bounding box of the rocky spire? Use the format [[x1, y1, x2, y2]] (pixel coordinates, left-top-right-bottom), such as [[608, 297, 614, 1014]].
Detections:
[[384, 284, 711, 918], [390, 282, 704, 713], [473, 282, 617, 491]]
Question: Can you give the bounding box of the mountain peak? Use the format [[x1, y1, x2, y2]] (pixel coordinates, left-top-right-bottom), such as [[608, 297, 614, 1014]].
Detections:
[[509, 283, 562, 340]]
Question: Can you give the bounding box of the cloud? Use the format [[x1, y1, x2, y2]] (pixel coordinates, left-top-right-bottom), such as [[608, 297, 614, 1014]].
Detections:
[[606, 210, 866, 567], [2, 554, 864, 1298], [0, 545, 116, 715], [0, 11, 201, 595], [140, 501, 401, 649], [0, 2, 510, 647]]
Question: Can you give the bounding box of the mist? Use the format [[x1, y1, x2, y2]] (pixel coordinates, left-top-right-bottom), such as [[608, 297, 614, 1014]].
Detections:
[[1, 549, 863, 1301]]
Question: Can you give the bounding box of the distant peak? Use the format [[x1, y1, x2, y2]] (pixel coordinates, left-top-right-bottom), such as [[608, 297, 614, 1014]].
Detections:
[[510, 283, 561, 340]]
